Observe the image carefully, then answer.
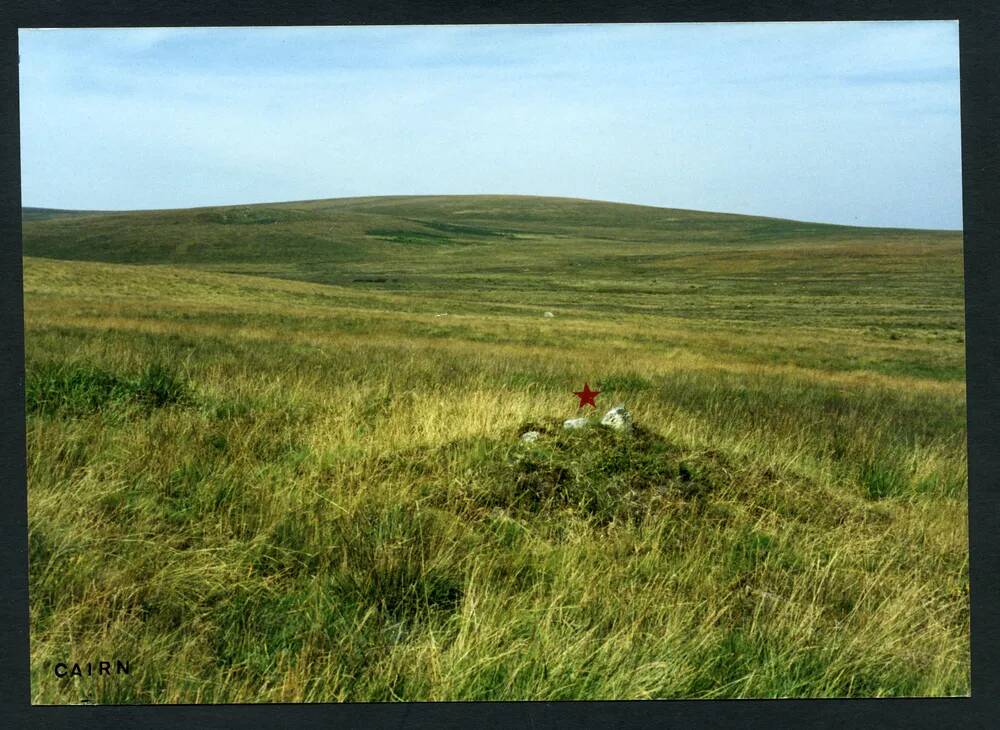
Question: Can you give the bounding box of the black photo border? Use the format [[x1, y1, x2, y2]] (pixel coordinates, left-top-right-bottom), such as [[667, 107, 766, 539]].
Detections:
[[1, 1, 997, 727]]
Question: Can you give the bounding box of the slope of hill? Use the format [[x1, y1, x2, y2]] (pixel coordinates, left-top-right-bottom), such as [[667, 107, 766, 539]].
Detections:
[[21, 206, 110, 222], [22, 194, 956, 271]]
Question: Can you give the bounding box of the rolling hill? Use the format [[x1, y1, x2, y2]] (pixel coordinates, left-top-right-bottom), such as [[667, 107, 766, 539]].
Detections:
[[22, 195, 955, 270]]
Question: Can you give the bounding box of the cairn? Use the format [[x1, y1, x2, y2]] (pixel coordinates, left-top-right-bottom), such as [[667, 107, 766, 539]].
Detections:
[[520, 406, 634, 441]]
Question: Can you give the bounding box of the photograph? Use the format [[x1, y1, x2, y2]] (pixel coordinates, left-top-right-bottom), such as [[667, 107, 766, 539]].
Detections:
[[19, 21, 969, 703]]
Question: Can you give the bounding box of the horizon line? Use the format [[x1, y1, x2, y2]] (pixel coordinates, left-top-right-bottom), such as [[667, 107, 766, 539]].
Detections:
[[20, 193, 965, 233]]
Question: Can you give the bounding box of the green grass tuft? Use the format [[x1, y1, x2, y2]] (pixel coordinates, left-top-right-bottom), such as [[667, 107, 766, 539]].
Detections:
[[25, 361, 189, 416]]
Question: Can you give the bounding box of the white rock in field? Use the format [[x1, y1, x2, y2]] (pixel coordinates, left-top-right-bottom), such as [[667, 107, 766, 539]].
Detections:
[[543, 311, 555, 318], [563, 417, 590, 430], [435, 313, 449, 317], [600, 406, 633, 433], [520, 430, 541, 443]]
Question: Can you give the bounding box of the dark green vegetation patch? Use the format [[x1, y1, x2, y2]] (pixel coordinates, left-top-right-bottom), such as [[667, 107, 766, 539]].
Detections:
[[26, 361, 189, 416], [501, 421, 718, 522], [196, 206, 314, 225], [412, 420, 742, 527]]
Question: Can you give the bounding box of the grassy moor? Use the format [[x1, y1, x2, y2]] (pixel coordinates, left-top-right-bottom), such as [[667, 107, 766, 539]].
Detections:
[[22, 195, 968, 702]]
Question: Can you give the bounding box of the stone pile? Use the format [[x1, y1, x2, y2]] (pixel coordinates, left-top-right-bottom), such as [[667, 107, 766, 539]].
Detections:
[[519, 406, 634, 442], [599, 406, 633, 433]]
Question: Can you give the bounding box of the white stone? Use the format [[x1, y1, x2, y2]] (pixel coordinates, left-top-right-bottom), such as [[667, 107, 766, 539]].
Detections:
[[520, 431, 541, 443], [563, 417, 590, 429], [543, 311, 555, 318], [600, 406, 633, 432]]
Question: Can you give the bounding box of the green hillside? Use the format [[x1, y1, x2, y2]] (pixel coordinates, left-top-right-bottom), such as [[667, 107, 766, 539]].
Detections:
[[23, 195, 950, 273], [22, 206, 110, 222], [22, 196, 968, 702]]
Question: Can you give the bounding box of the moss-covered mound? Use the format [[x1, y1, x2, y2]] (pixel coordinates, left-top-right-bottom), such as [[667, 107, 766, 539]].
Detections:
[[438, 417, 727, 524]]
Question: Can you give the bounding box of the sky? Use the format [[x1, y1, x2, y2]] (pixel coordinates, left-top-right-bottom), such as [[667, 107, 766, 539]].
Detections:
[[18, 22, 963, 229]]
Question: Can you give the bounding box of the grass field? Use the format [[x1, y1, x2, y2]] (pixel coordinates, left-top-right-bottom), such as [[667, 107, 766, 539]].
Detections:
[[22, 195, 969, 702]]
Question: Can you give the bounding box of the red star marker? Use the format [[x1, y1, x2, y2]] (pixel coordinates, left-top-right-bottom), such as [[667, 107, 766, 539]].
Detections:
[[573, 382, 600, 408]]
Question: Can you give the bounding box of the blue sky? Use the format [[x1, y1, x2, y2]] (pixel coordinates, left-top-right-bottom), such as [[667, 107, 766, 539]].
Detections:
[[18, 22, 962, 229]]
